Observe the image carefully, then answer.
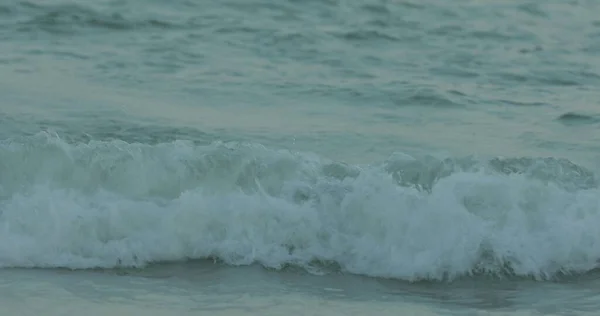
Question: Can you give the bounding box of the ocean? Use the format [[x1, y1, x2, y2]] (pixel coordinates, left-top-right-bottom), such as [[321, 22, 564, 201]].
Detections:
[[2, 0, 600, 315]]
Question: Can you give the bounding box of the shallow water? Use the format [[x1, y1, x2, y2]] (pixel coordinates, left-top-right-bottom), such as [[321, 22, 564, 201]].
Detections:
[[3, 264, 600, 316], [2, 0, 600, 315]]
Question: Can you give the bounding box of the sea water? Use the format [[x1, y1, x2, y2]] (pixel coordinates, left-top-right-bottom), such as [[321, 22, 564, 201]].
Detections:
[[2, 0, 600, 315]]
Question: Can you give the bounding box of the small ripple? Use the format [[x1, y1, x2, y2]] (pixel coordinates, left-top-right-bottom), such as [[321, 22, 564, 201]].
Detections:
[[499, 100, 548, 107], [578, 69, 600, 81], [332, 29, 399, 42], [428, 24, 463, 36], [396, 1, 424, 10], [360, 3, 391, 15], [536, 76, 581, 87], [497, 70, 589, 87], [556, 112, 600, 126], [29, 117, 212, 145], [17, 2, 176, 34], [469, 30, 516, 41], [518, 45, 543, 54], [392, 88, 463, 109], [429, 66, 480, 79], [0, 4, 13, 16], [517, 3, 548, 17], [214, 25, 262, 35]]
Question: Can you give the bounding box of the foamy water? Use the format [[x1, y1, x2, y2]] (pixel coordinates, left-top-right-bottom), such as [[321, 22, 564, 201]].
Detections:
[[2, 132, 599, 283], [3, 0, 600, 314]]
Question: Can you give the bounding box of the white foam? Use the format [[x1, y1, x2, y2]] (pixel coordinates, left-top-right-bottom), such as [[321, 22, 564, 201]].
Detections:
[[1, 132, 600, 281]]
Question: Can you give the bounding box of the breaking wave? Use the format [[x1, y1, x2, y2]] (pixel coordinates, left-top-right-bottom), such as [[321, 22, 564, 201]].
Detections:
[[1, 132, 599, 282]]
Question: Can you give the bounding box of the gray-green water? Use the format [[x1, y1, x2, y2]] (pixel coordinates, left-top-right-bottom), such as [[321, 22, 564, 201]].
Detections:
[[2, 0, 600, 315]]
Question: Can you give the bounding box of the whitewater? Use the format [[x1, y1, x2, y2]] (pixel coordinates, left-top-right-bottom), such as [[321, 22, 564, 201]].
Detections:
[[1, 132, 599, 284], [3, 0, 600, 315]]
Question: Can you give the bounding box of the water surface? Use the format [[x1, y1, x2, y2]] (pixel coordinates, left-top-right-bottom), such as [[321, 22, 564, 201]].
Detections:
[[2, 0, 600, 315]]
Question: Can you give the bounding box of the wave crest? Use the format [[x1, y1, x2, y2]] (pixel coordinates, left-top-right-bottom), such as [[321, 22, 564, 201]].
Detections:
[[1, 132, 599, 282]]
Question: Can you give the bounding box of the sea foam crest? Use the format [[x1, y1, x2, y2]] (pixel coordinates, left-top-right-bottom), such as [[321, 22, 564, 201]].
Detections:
[[0, 132, 599, 281]]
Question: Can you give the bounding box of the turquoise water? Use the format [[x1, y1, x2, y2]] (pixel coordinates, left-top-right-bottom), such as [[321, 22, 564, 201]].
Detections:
[[2, 1, 600, 315]]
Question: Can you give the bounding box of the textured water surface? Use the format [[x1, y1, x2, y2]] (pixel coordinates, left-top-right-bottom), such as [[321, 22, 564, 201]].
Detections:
[[2, 0, 600, 315]]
